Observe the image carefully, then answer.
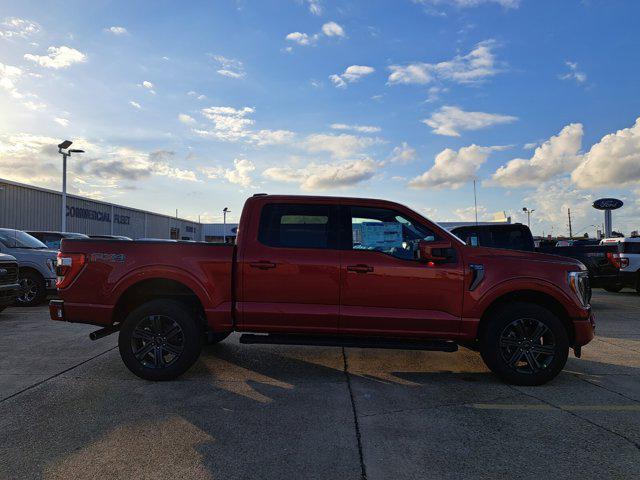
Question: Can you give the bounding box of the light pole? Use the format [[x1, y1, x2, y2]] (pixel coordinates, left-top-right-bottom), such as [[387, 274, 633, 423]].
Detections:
[[522, 207, 535, 228], [222, 207, 230, 243], [57, 140, 84, 232]]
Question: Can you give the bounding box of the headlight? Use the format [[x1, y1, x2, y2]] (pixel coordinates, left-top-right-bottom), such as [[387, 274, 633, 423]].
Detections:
[[568, 271, 590, 307]]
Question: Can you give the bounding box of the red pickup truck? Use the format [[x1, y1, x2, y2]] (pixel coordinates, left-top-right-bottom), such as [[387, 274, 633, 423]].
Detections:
[[50, 194, 595, 385]]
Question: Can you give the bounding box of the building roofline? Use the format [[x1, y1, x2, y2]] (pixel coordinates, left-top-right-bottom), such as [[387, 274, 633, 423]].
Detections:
[[0, 176, 201, 225]]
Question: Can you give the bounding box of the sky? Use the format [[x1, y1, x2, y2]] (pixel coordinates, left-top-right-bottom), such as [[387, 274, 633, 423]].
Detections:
[[0, 0, 639, 236]]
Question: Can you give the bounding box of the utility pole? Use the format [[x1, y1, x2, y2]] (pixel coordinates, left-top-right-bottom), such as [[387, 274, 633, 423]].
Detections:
[[567, 208, 573, 239], [223, 207, 230, 244], [473, 179, 478, 225], [522, 207, 535, 229], [57, 140, 84, 232]]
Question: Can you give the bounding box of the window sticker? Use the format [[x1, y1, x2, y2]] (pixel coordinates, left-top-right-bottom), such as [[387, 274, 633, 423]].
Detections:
[[358, 222, 403, 249]]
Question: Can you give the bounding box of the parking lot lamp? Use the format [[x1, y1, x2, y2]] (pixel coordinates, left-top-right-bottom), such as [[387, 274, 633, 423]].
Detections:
[[223, 207, 230, 243], [57, 140, 84, 232], [522, 207, 535, 228]]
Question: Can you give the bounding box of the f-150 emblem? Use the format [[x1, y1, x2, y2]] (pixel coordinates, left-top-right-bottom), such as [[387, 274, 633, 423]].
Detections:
[[90, 253, 126, 263]]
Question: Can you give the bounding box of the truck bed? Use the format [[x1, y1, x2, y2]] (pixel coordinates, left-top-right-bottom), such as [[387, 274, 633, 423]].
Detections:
[[58, 239, 236, 328]]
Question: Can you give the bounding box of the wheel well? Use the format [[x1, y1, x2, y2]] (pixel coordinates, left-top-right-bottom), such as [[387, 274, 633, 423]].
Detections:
[[477, 290, 573, 343], [18, 267, 44, 281], [113, 278, 205, 329]]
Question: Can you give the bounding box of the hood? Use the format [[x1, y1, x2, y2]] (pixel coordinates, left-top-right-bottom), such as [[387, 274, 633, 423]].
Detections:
[[465, 246, 586, 271], [0, 253, 17, 263]]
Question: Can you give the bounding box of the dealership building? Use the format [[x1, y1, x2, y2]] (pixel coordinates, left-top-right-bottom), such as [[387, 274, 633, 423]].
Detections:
[[0, 178, 203, 240]]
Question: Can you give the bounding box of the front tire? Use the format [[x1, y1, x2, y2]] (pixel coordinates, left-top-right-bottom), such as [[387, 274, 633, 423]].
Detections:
[[118, 299, 203, 381], [480, 302, 569, 386], [16, 271, 46, 306]]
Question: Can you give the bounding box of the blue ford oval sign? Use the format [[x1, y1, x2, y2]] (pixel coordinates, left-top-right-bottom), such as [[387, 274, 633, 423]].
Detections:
[[593, 198, 623, 210]]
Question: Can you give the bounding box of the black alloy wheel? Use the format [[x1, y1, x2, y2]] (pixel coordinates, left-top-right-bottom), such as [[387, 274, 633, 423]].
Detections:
[[498, 318, 556, 375], [119, 299, 203, 381], [130, 314, 185, 369]]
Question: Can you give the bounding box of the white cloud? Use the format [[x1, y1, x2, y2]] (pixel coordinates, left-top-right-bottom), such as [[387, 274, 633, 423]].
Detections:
[[195, 106, 294, 146], [321, 21, 345, 37], [210, 54, 245, 79], [390, 142, 417, 163], [178, 113, 196, 124], [413, 0, 520, 8], [252, 129, 296, 146], [559, 61, 587, 84], [572, 117, 640, 189], [452, 205, 488, 222], [329, 65, 375, 88], [54, 117, 69, 127], [488, 123, 583, 187], [24, 46, 86, 69], [0, 134, 198, 193], [388, 40, 499, 86], [388, 63, 432, 85], [409, 144, 505, 189], [423, 105, 517, 137], [523, 179, 593, 227], [263, 158, 380, 190], [0, 17, 40, 39], [285, 20, 345, 49], [187, 91, 206, 100], [0, 62, 23, 99], [142, 80, 154, 89], [200, 158, 255, 187], [305, 0, 322, 15], [330, 123, 380, 133], [129, 101, 141, 109], [302, 133, 379, 158], [286, 32, 313, 46], [105, 26, 128, 35]]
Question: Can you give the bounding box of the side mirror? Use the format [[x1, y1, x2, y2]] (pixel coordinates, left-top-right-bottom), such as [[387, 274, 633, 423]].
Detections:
[[418, 239, 452, 262]]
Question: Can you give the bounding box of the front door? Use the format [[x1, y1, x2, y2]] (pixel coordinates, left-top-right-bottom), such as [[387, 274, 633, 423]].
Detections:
[[239, 202, 341, 333], [339, 205, 464, 337]]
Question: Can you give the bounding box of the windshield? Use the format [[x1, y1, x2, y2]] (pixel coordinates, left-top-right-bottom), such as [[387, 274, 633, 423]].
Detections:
[[0, 230, 48, 249]]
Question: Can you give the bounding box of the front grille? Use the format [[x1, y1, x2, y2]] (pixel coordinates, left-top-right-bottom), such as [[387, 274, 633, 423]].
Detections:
[[0, 263, 19, 285]]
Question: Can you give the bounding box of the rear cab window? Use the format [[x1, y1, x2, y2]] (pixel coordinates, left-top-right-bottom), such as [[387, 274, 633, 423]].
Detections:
[[258, 203, 339, 249]]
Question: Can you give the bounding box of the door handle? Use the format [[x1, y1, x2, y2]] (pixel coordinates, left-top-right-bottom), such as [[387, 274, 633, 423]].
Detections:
[[347, 264, 374, 273], [250, 261, 277, 270]]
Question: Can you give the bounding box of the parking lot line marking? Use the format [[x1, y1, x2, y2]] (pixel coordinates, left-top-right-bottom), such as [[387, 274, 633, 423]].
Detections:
[[0, 346, 117, 404], [469, 403, 640, 411]]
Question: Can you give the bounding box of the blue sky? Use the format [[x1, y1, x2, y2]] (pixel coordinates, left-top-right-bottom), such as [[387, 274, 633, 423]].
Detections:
[[0, 0, 639, 236]]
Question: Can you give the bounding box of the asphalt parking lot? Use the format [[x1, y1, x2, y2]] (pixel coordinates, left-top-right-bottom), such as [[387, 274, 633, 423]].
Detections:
[[1, 291, 639, 480]]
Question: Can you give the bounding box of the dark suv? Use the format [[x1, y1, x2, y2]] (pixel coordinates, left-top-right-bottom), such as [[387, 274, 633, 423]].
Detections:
[[0, 253, 20, 313]]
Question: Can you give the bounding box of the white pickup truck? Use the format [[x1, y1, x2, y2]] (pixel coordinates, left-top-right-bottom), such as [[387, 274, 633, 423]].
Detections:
[[601, 237, 640, 293]]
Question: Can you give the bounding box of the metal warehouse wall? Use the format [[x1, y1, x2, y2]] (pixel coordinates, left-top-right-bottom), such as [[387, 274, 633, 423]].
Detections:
[[0, 179, 202, 240]]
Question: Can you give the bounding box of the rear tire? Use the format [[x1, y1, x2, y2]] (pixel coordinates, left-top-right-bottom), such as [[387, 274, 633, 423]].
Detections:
[[480, 302, 569, 386], [118, 299, 203, 381], [16, 271, 46, 306], [603, 285, 623, 293]]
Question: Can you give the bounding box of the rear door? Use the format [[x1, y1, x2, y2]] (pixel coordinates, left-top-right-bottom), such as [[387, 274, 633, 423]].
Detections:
[[339, 204, 464, 337], [238, 201, 341, 333]]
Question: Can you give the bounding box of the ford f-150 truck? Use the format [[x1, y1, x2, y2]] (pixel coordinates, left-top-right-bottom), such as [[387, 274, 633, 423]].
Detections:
[[50, 194, 595, 385]]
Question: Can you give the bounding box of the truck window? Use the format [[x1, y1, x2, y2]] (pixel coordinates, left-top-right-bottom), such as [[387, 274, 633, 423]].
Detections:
[[349, 206, 435, 260], [621, 242, 640, 254], [258, 204, 336, 249]]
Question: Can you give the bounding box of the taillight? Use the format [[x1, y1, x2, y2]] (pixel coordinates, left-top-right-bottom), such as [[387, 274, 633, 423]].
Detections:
[[56, 252, 86, 289], [606, 252, 629, 269]]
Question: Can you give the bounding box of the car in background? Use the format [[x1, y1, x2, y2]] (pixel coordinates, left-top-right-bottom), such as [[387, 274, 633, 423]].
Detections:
[[450, 224, 617, 297], [450, 224, 535, 252], [0, 229, 57, 306], [26, 231, 89, 251], [88, 234, 132, 240], [0, 253, 20, 314], [555, 239, 600, 247], [600, 237, 640, 293]]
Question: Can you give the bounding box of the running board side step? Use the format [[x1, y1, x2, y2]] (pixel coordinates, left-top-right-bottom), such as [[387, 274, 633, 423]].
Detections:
[[239, 334, 458, 352]]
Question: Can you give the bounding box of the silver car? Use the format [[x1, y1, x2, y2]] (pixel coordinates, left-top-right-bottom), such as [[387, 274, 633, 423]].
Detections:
[[0, 229, 57, 306]]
